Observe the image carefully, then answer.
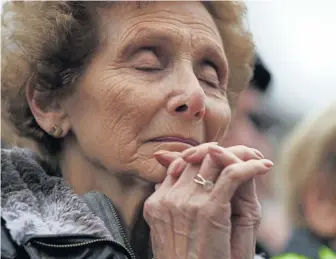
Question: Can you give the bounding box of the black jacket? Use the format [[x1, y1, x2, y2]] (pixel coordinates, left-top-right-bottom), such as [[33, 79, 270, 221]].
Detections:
[[1, 148, 151, 259], [275, 228, 336, 259], [1, 148, 263, 259]]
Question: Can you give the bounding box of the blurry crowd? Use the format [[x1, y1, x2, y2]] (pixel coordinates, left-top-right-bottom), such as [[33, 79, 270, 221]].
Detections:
[[222, 55, 336, 258], [1, 54, 335, 258]]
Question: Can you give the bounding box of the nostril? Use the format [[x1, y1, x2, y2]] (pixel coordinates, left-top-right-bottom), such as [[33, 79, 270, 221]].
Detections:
[[194, 112, 200, 118], [175, 104, 188, 113]]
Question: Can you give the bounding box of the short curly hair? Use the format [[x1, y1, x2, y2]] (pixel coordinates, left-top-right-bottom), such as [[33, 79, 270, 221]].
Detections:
[[2, 1, 254, 158]]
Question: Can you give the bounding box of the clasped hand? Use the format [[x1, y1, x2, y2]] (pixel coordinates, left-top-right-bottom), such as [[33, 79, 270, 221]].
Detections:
[[144, 143, 273, 259]]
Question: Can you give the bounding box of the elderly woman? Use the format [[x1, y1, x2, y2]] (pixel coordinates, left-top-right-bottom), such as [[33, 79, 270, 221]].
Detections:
[[275, 103, 336, 259], [1, 2, 273, 259]]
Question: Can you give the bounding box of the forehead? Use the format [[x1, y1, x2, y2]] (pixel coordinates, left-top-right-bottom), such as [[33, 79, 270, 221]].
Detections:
[[97, 2, 223, 51]]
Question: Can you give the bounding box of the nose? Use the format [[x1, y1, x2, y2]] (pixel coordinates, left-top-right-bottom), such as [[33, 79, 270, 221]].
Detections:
[[167, 89, 206, 121]]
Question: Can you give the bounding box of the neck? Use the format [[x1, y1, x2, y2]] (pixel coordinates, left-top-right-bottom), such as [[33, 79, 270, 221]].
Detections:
[[59, 139, 153, 236]]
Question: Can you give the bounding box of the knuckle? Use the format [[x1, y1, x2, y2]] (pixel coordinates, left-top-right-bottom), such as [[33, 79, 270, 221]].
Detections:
[[161, 190, 182, 209], [177, 199, 203, 218], [236, 145, 247, 150], [234, 202, 262, 226], [143, 200, 155, 221], [161, 196, 175, 209], [144, 198, 155, 214], [197, 202, 217, 218], [185, 203, 200, 217], [224, 164, 240, 179]]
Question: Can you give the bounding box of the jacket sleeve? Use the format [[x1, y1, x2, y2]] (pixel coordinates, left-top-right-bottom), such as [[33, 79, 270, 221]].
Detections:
[[1, 218, 20, 259]]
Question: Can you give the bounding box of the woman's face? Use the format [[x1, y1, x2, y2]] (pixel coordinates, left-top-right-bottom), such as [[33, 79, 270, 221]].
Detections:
[[62, 2, 231, 183]]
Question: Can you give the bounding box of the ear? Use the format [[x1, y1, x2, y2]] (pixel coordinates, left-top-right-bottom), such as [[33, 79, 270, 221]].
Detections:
[[26, 77, 71, 138], [303, 183, 336, 238]]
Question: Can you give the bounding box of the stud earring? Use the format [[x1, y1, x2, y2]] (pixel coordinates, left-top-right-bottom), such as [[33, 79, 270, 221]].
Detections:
[[49, 125, 63, 138]]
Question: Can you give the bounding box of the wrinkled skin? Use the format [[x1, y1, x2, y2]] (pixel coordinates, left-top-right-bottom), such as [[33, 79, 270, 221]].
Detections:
[[27, 2, 272, 259], [60, 1, 230, 184], [146, 143, 272, 259]]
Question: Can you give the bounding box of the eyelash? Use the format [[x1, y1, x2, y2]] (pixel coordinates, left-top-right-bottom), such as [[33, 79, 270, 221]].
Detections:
[[200, 60, 220, 88], [201, 79, 218, 89], [134, 47, 164, 72], [136, 67, 163, 72], [203, 60, 218, 71]]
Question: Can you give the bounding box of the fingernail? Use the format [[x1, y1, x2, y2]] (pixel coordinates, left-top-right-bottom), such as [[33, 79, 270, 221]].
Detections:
[[181, 148, 197, 159], [167, 158, 185, 175], [153, 152, 173, 160], [169, 161, 186, 176], [209, 142, 219, 145], [208, 146, 224, 165], [152, 150, 170, 157], [208, 145, 223, 155], [253, 149, 264, 159], [153, 151, 176, 166], [262, 159, 274, 168]]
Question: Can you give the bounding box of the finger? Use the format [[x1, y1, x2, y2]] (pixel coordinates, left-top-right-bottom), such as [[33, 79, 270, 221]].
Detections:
[[209, 145, 264, 165], [231, 216, 258, 259], [167, 157, 188, 178], [153, 151, 181, 168], [231, 179, 259, 219], [231, 179, 261, 258], [180, 142, 219, 163], [213, 159, 273, 203], [225, 145, 264, 160], [208, 145, 241, 167], [193, 154, 222, 184], [231, 182, 260, 259], [144, 193, 175, 259], [153, 151, 188, 179], [183, 144, 263, 165], [152, 159, 184, 196]]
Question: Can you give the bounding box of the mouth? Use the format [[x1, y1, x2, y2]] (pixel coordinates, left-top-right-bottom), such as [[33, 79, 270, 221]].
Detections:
[[149, 136, 200, 147]]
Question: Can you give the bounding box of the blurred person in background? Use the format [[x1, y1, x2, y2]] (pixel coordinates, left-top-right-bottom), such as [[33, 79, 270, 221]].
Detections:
[[223, 55, 274, 198], [222, 56, 289, 255], [275, 103, 336, 259]]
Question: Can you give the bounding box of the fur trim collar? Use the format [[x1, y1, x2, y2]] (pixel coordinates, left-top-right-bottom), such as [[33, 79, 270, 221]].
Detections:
[[1, 148, 111, 245]]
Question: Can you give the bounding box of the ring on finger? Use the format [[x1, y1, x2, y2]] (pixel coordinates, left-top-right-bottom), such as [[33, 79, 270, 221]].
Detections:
[[193, 174, 214, 191]]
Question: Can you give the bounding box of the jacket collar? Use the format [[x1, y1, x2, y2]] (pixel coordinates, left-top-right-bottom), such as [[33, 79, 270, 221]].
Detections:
[[1, 148, 112, 245]]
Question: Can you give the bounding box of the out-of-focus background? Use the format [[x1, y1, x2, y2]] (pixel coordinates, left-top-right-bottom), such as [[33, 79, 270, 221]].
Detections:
[[1, 0, 335, 257], [243, 0, 336, 255], [247, 0, 336, 136]]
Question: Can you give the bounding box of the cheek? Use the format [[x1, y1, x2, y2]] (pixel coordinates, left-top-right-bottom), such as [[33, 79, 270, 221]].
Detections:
[[65, 70, 160, 166], [205, 99, 231, 142]]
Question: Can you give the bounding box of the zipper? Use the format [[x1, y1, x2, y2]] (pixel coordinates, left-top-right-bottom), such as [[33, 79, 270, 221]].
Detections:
[[32, 238, 114, 248], [31, 238, 134, 258], [29, 194, 137, 259], [104, 194, 137, 259]]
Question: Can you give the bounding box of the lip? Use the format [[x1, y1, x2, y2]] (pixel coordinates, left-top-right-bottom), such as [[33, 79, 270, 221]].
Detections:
[[149, 136, 200, 146]]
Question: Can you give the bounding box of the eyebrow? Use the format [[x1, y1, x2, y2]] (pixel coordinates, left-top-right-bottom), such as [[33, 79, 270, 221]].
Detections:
[[117, 27, 227, 67], [117, 27, 181, 55], [191, 36, 227, 70]]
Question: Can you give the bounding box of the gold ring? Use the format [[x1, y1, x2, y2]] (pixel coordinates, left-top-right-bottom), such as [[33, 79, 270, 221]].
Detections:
[[193, 174, 214, 191]]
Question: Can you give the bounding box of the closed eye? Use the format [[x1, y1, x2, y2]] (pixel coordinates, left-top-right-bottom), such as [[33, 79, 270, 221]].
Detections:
[[133, 47, 163, 72], [198, 61, 220, 88]]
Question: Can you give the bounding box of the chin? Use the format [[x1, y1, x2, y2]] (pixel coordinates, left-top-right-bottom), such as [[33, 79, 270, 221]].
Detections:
[[137, 159, 168, 184]]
